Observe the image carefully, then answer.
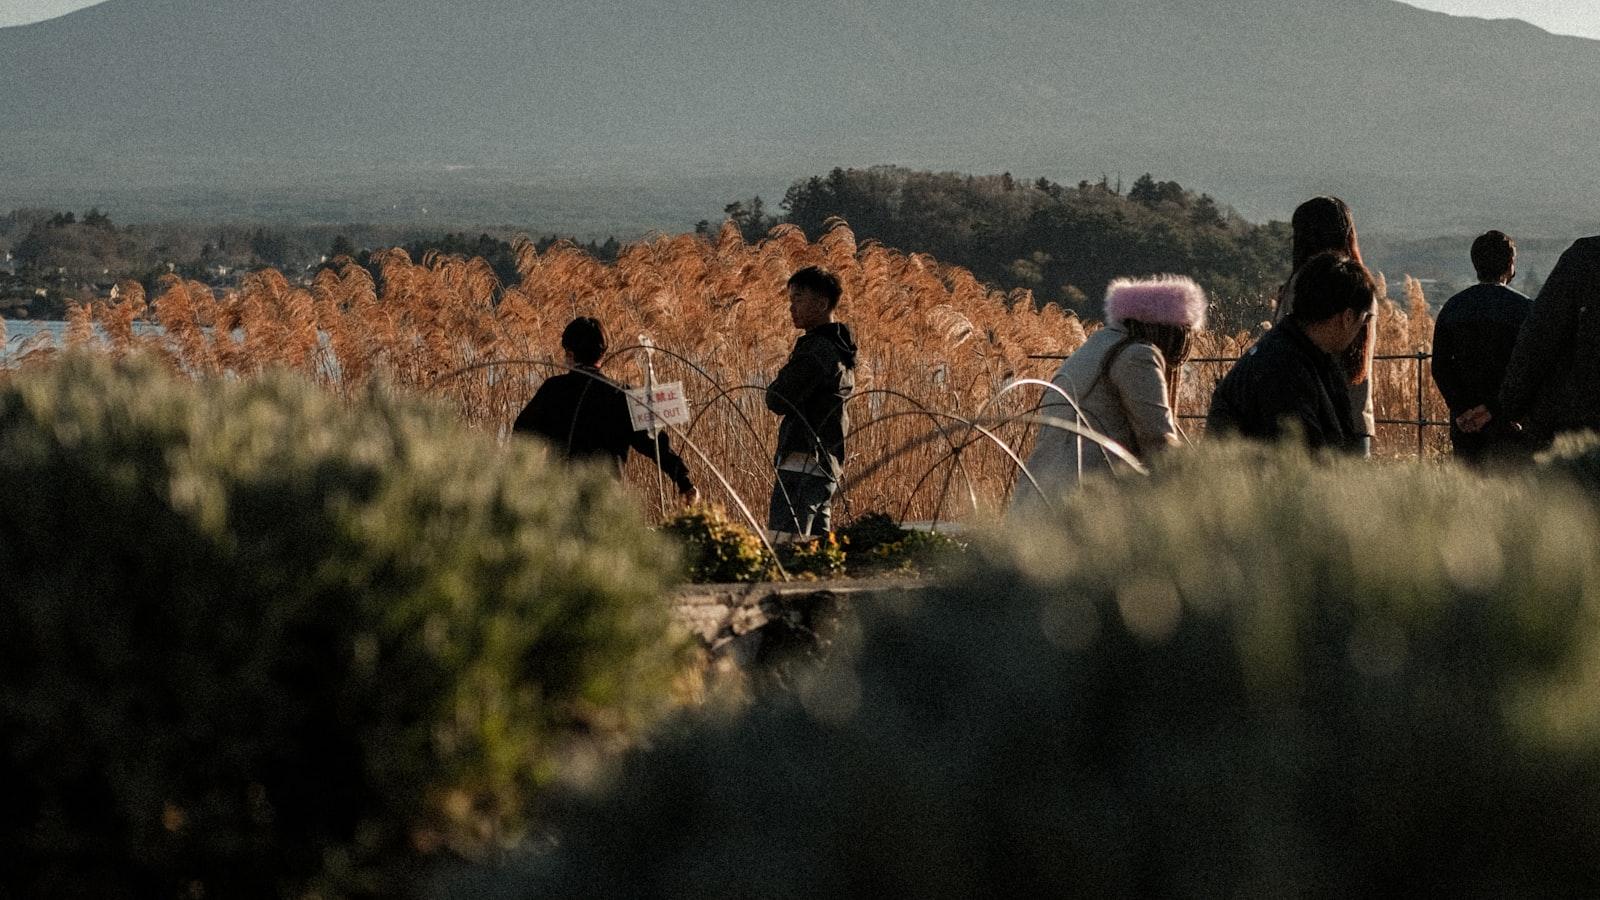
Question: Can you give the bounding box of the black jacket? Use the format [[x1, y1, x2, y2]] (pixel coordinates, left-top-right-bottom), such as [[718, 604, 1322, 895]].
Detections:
[[1206, 319, 1361, 452], [765, 322, 858, 481], [1431, 282, 1531, 454], [1497, 236, 1600, 440], [512, 366, 694, 493]]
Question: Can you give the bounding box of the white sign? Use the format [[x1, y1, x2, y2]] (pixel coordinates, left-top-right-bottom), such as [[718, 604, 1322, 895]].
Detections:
[[625, 381, 691, 434]]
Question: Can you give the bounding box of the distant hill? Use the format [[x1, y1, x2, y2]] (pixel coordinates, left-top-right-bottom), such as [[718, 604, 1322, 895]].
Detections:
[[3, 0, 1598, 234]]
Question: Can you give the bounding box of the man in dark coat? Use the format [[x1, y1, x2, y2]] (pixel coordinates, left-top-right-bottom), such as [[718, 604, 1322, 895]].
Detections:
[[765, 266, 857, 538], [513, 317, 697, 501], [1475, 236, 1600, 449], [1207, 253, 1375, 453], [1430, 231, 1533, 465]]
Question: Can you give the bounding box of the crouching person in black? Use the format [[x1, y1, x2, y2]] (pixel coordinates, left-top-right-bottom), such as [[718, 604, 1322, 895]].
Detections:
[[513, 316, 697, 502], [1207, 252, 1377, 453], [766, 266, 857, 540]]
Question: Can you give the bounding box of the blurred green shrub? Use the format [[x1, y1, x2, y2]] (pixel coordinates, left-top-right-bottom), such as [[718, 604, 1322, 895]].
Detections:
[[1538, 431, 1600, 497], [493, 442, 1600, 897], [0, 354, 684, 899], [662, 505, 773, 583]]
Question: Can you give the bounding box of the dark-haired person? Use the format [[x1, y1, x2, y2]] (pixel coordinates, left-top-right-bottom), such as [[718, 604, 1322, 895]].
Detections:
[[1207, 253, 1377, 452], [513, 316, 697, 502], [1013, 275, 1205, 508], [1462, 235, 1600, 452], [765, 266, 857, 539], [1430, 231, 1532, 465], [1276, 197, 1377, 455]]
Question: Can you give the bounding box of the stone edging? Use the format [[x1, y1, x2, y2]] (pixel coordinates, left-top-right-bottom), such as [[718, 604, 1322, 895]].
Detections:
[[671, 577, 925, 645]]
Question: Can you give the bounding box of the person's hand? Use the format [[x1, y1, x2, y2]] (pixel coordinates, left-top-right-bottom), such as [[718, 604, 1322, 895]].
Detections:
[[1456, 405, 1492, 433], [1456, 406, 1489, 432]]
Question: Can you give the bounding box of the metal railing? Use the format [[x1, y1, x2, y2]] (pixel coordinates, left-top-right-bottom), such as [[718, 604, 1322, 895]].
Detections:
[[1030, 350, 1452, 457]]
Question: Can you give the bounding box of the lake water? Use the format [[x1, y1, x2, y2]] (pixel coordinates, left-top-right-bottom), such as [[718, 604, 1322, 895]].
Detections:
[[4, 320, 166, 357]]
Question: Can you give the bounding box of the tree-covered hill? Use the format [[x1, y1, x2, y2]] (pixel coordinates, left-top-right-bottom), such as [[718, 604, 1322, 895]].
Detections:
[[744, 167, 1292, 331]]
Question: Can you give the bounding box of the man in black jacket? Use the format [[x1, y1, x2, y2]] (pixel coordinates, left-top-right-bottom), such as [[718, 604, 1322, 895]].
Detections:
[[1474, 235, 1600, 449], [1430, 231, 1532, 465], [513, 317, 697, 501], [1207, 253, 1376, 452], [765, 266, 857, 538]]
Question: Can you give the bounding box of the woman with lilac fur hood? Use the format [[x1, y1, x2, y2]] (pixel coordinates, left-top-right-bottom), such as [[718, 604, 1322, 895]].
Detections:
[[1013, 276, 1205, 509]]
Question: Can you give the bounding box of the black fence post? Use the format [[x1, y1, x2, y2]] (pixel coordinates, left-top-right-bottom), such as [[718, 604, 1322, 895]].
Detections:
[[1415, 350, 1427, 458]]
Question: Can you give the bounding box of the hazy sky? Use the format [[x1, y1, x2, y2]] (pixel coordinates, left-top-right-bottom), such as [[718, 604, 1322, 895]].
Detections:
[[1, 0, 1599, 37], [1401, 0, 1600, 39], [0, 0, 94, 27]]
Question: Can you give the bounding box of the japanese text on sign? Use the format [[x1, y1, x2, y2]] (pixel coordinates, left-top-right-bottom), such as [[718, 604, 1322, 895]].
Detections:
[[625, 380, 691, 434]]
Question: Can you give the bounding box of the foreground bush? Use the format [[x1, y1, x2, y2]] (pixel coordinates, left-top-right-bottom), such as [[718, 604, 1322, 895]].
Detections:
[[492, 444, 1600, 897], [1538, 431, 1600, 497], [0, 355, 684, 898]]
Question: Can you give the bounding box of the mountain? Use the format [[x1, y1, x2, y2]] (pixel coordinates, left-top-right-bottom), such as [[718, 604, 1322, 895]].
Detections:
[[2, 0, 1597, 234]]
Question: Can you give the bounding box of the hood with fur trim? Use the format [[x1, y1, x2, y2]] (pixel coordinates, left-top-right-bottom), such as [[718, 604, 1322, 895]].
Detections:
[[1104, 276, 1207, 331]]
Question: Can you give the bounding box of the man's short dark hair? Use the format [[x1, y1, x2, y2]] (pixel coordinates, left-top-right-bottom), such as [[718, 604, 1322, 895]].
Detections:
[[1471, 230, 1516, 283], [1287, 252, 1378, 324], [787, 266, 843, 310], [561, 316, 607, 366]]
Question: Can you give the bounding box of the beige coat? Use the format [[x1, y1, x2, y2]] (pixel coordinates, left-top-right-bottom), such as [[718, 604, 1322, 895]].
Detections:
[[1015, 325, 1181, 507]]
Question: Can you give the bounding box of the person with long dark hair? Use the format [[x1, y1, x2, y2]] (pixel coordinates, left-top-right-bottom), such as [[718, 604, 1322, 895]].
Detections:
[[1277, 197, 1377, 455], [1014, 275, 1206, 507]]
